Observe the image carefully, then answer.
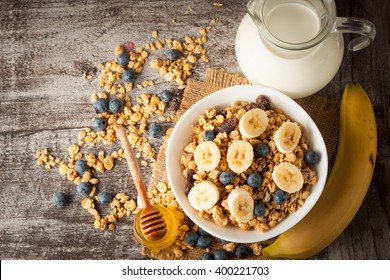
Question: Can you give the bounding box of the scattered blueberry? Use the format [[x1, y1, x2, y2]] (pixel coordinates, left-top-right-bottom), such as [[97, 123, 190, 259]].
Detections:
[[201, 252, 214, 260], [304, 150, 320, 164], [219, 171, 234, 185], [220, 239, 231, 245], [247, 173, 262, 188], [254, 143, 269, 158], [93, 98, 109, 113], [92, 117, 107, 131], [235, 245, 253, 259], [77, 182, 91, 197], [197, 227, 210, 236], [184, 231, 199, 246], [203, 130, 216, 141], [166, 49, 181, 61], [213, 249, 229, 260], [197, 236, 212, 249], [53, 192, 68, 206], [148, 123, 162, 138], [109, 98, 123, 113], [158, 90, 173, 103], [74, 160, 88, 175], [116, 52, 129, 66], [98, 191, 113, 204], [121, 69, 137, 83], [254, 203, 266, 217], [273, 190, 288, 204]]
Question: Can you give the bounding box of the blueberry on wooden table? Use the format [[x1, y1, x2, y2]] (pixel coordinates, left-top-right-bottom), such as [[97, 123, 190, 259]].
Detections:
[[213, 248, 229, 260], [74, 159, 87, 175], [77, 182, 91, 196], [116, 52, 129, 66], [234, 245, 252, 259], [98, 191, 113, 204], [158, 90, 173, 102], [148, 123, 162, 138], [92, 117, 107, 131], [109, 98, 123, 113], [121, 69, 137, 83], [184, 231, 199, 246], [201, 252, 214, 260], [93, 98, 109, 113], [166, 49, 181, 61], [197, 236, 212, 249], [53, 192, 68, 206]]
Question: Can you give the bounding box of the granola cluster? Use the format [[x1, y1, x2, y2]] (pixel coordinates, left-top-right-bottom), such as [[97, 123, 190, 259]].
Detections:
[[180, 99, 318, 232]]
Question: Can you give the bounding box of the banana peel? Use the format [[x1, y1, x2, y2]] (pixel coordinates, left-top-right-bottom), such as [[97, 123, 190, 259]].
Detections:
[[262, 82, 377, 259]]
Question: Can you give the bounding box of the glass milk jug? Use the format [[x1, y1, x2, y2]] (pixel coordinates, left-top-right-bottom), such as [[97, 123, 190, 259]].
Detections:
[[235, 0, 376, 98]]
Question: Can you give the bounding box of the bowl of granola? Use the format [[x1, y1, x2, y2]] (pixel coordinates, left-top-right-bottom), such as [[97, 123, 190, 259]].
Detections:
[[166, 85, 327, 243]]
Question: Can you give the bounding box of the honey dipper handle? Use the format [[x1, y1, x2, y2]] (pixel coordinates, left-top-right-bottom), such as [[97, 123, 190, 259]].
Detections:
[[116, 127, 151, 208]]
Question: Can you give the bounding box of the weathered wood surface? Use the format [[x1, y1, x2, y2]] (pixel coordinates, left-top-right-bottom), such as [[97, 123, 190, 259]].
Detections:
[[0, 0, 389, 260]]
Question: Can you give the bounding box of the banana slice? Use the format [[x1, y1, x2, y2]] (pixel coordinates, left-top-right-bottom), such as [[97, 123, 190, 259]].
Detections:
[[194, 141, 221, 171], [188, 181, 220, 211], [227, 188, 254, 223], [239, 108, 269, 139], [272, 162, 304, 193], [274, 121, 302, 153], [226, 140, 254, 174]]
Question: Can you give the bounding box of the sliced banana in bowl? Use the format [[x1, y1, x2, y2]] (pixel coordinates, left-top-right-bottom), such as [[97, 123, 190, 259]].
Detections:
[[226, 140, 254, 174], [272, 162, 304, 193], [227, 188, 254, 223], [188, 181, 220, 211], [194, 141, 221, 172], [239, 108, 269, 139], [274, 121, 302, 153]]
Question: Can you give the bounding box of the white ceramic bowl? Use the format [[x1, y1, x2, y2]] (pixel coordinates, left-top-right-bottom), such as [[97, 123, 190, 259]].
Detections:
[[166, 85, 328, 243]]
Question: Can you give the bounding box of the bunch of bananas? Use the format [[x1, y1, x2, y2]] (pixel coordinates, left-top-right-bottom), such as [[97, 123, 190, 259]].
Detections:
[[262, 82, 377, 259]]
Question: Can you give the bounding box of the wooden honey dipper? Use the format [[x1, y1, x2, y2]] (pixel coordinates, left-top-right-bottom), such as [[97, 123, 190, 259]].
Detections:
[[116, 127, 167, 241]]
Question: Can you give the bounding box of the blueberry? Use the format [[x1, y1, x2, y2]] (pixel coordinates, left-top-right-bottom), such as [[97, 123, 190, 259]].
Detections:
[[166, 49, 181, 61], [234, 245, 252, 259], [109, 98, 123, 113], [254, 143, 269, 158], [273, 190, 288, 204], [148, 123, 162, 138], [98, 191, 113, 204], [121, 69, 137, 83], [201, 252, 214, 260], [184, 231, 199, 246], [304, 150, 320, 164], [254, 203, 266, 217], [74, 160, 88, 175], [220, 239, 231, 245], [77, 182, 91, 197], [197, 235, 212, 249], [203, 130, 216, 141], [219, 171, 234, 185], [53, 192, 68, 206], [117, 52, 129, 66], [213, 249, 229, 260], [247, 173, 262, 188], [158, 90, 173, 103], [92, 117, 107, 131], [198, 228, 210, 236], [93, 98, 109, 113]]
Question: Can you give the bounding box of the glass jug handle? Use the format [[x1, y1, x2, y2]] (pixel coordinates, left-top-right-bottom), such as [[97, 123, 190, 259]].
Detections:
[[333, 17, 376, 51]]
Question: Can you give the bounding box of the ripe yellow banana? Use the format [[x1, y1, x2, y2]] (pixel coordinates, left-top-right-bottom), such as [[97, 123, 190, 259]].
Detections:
[[262, 82, 377, 259]]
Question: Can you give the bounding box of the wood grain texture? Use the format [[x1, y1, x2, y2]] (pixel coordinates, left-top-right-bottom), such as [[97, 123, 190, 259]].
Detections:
[[0, 0, 389, 260]]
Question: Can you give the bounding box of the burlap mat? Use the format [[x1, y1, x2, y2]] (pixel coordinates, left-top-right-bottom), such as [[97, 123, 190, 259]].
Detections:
[[143, 68, 340, 259]]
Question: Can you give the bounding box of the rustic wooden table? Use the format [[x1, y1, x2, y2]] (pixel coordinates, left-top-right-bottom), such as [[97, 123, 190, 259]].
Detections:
[[0, 0, 389, 260]]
